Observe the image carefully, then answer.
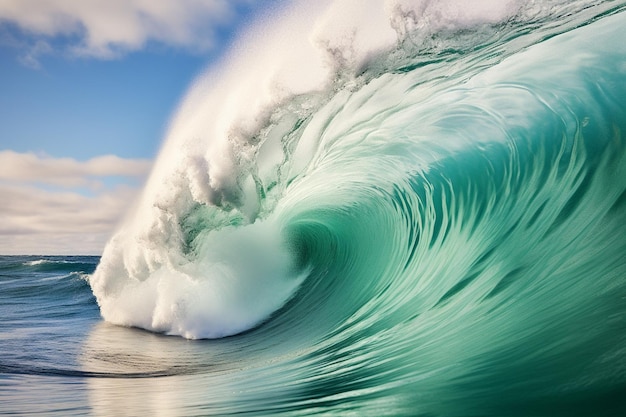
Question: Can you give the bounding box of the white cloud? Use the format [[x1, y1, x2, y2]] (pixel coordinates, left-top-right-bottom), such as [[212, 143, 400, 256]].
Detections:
[[0, 151, 152, 255], [0, 0, 255, 64], [0, 150, 152, 188], [0, 183, 140, 255]]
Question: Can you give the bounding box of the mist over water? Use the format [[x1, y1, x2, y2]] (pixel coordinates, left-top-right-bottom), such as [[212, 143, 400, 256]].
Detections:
[[63, 0, 626, 414]]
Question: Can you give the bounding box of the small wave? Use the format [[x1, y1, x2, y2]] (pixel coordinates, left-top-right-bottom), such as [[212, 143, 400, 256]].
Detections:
[[23, 258, 86, 266], [18, 257, 99, 275], [0, 363, 177, 379], [23, 259, 51, 266]]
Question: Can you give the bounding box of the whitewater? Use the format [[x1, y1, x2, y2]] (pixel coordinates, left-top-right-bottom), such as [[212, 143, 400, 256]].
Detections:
[[2, 0, 625, 415]]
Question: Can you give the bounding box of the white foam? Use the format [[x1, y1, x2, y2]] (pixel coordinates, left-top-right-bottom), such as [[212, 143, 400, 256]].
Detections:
[[24, 259, 50, 266], [92, 219, 306, 339]]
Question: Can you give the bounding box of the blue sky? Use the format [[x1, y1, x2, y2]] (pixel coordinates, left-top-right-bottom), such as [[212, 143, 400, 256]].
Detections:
[[0, 0, 274, 255], [0, 47, 204, 159]]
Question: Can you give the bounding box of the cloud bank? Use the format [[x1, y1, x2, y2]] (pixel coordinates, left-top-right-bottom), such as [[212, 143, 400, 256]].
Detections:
[[0, 151, 152, 255], [0, 151, 152, 188], [0, 0, 255, 66]]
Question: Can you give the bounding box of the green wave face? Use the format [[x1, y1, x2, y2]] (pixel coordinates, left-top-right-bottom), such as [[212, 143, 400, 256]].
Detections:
[[88, 2, 626, 415]]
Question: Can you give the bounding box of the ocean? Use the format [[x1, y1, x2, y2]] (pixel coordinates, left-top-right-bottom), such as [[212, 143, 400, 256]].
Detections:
[[2, 1, 626, 415]]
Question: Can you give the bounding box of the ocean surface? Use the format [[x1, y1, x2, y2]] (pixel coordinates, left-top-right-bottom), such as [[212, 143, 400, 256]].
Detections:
[[3, 1, 626, 415]]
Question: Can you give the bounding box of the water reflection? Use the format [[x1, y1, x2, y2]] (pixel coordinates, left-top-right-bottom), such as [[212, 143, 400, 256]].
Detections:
[[80, 322, 308, 416]]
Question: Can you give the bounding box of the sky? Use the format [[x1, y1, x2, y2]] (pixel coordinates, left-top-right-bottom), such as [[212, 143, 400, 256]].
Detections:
[[0, 0, 273, 255]]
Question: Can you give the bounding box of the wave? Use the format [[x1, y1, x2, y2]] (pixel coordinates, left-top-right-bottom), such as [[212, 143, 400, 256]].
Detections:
[[23, 259, 53, 266], [91, 2, 624, 338], [49, 0, 625, 413], [0, 256, 98, 302], [90, 0, 626, 341], [6, 256, 99, 274], [87, 8, 626, 414]]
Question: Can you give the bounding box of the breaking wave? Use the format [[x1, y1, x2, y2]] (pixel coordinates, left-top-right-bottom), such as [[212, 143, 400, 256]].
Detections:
[[87, 2, 626, 413]]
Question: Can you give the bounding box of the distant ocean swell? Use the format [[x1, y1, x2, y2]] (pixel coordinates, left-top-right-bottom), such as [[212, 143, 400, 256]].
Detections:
[[82, 1, 626, 415]]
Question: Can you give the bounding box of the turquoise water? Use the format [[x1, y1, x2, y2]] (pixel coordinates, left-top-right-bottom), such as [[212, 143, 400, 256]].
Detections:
[[3, 1, 626, 415]]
